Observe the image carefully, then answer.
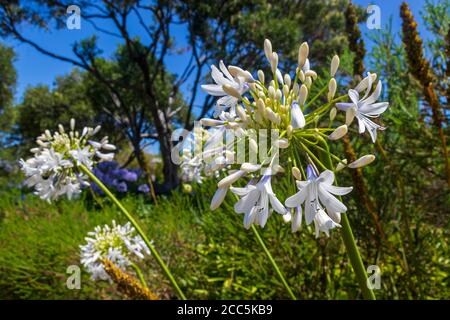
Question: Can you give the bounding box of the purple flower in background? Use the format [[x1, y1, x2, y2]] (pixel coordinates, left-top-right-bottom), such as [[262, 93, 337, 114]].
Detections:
[[97, 161, 118, 171], [90, 161, 145, 195], [121, 170, 138, 182], [116, 182, 128, 193], [138, 184, 150, 193]]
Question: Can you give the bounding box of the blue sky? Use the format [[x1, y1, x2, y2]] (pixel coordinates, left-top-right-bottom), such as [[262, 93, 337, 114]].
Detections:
[[3, 0, 431, 103], [2, 1, 432, 153]]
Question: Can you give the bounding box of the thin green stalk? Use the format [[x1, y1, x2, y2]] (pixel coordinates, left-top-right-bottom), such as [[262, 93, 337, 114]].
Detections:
[[251, 225, 297, 300], [78, 164, 187, 300], [131, 262, 148, 288], [316, 138, 376, 300]]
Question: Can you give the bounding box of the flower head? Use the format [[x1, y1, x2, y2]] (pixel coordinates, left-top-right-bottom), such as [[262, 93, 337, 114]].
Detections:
[[19, 119, 115, 201], [80, 220, 150, 281]]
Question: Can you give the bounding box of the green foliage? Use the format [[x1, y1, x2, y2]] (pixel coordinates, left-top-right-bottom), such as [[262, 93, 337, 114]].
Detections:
[[0, 179, 448, 299]]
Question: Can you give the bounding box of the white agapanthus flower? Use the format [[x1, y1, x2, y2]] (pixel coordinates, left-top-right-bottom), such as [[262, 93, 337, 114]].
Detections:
[[285, 165, 353, 237], [201, 61, 249, 117], [19, 119, 116, 202], [180, 149, 204, 184], [336, 72, 389, 143], [231, 170, 287, 229], [80, 220, 150, 281]]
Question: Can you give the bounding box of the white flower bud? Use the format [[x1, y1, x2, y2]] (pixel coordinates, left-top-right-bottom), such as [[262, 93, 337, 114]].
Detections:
[[273, 164, 285, 173], [276, 69, 284, 85], [222, 84, 241, 99], [330, 55, 340, 77], [305, 70, 317, 79], [103, 143, 116, 151], [268, 86, 276, 99], [284, 74, 291, 87], [330, 107, 337, 122], [292, 167, 302, 180], [210, 187, 228, 210], [257, 98, 266, 115], [275, 89, 282, 101], [305, 76, 312, 88], [58, 124, 65, 134], [70, 118, 75, 131], [275, 138, 289, 149], [293, 83, 300, 96], [287, 125, 293, 137], [298, 85, 308, 106], [258, 91, 265, 99], [348, 155, 376, 168], [336, 159, 347, 171], [328, 125, 348, 140], [298, 42, 309, 67], [240, 163, 261, 172], [299, 70, 305, 83], [328, 78, 337, 101], [236, 105, 247, 122], [249, 138, 258, 154], [270, 52, 278, 74], [264, 39, 273, 62], [283, 84, 290, 97], [200, 118, 224, 127], [258, 70, 265, 83], [228, 66, 254, 82]]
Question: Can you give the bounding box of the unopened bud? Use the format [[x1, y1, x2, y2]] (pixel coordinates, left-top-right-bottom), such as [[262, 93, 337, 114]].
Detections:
[[298, 85, 308, 106], [264, 39, 273, 62], [258, 70, 265, 83], [298, 42, 309, 67], [328, 125, 348, 140], [328, 78, 337, 101], [222, 84, 241, 99], [330, 55, 340, 77], [348, 155, 376, 168]]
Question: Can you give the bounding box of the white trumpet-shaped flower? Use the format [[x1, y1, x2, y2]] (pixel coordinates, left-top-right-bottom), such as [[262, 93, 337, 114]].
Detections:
[[336, 72, 389, 143], [80, 221, 150, 281], [285, 165, 352, 236], [231, 170, 287, 229], [201, 61, 249, 117]]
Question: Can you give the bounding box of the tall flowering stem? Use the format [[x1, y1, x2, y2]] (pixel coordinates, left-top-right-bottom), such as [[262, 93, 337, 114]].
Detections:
[[79, 164, 187, 300], [318, 138, 376, 300], [251, 225, 297, 300]]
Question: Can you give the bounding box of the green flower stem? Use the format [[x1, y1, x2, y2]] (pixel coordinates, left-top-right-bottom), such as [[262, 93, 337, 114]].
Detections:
[[317, 138, 376, 300], [79, 164, 187, 300], [251, 225, 297, 300], [131, 262, 148, 288]]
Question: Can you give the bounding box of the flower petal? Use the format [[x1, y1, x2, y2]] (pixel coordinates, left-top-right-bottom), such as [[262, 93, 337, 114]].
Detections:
[[285, 187, 308, 208], [318, 185, 348, 213], [322, 184, 353, 196], [201, 84, 225, 96], [269, 193, 287, 214]]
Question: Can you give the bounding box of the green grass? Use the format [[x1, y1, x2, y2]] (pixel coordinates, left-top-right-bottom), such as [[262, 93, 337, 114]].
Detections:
[[0, 180, 448, 299]]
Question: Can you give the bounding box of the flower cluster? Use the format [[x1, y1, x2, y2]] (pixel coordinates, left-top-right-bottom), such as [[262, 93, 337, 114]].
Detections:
[[19, 119, 116, 202], [80, 220, 150, 281], [199, 39, 389, 236], [92, 161, 149, 195]]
